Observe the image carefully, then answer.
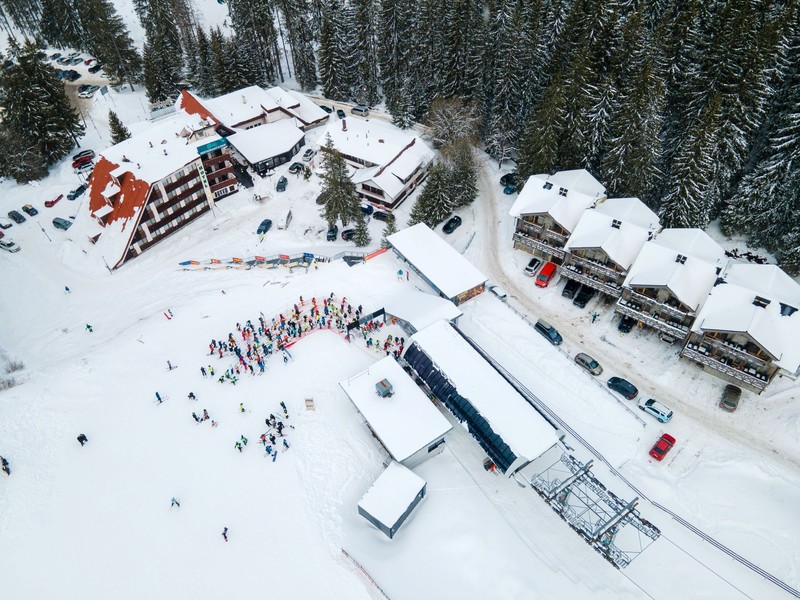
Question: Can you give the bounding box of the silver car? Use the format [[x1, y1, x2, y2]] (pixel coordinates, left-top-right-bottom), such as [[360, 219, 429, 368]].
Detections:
[[574, 352, 603, 376], [0, 239, 20, 253]]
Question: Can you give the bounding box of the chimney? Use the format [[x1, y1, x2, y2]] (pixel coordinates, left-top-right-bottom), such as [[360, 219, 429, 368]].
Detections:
[[342, 119, 347, 132]]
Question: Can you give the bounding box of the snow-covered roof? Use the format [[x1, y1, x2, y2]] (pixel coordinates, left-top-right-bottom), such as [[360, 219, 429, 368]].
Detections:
[[388, 224, 487, 300], [340, 357, 452, 462], [692, 264, 800, 373], [226, 120, 305, 164], [322, 118, 434, 171], [652, 228, 727, 267], [381, 286, 463, 332], [357, 461, 426, 528], [565, 209, 651, 270], [509, 170, 606, 233], [593, 197, 660, 230], [623, 241, 721, 311], [264, 87, 329, 126], [409, 320, 559, 462], [199, 85, 279, 128]]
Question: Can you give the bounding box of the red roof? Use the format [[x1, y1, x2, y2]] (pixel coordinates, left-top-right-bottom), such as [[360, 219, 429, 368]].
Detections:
[[177, 89, 218, 123]]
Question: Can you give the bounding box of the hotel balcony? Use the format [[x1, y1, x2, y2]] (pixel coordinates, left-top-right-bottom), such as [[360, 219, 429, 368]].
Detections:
[[513, 231, 566, 260], [561, 264, 622, 297], [615, 300, 690, 338], [681, 345, 769, 391], [623, 289, 692, 322], [567, 254, 622, 281]]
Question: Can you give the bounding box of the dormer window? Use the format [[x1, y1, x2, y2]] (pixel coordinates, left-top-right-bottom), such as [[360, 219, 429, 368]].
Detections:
[[675, 254, 687, 264], [558, 187, 568, 197], [611, 219, 622, 229], [753, 296, 771, 308], [543, 182, 553, 190]]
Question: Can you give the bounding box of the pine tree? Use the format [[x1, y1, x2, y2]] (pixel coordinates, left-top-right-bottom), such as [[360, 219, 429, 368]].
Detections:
[[351, 0, 379, 106], [0, 125, 48, 183], [0, 41, 83, 180], [188, 26, 214, 97], [141, 0, 184, 103], [0, 0, 41, 36], [276, 0, 317, 91], [378, 0, 415, 114], [439, 0, 485, 103], [443, 138, 477, 208], [320, 134, 360, 227], [408, 162, 454, 228], [517, 72, 567, 180], [39, 0, 82, 49], [228, 0, 281, 87], [353, 214, 371, 247], [424, 97, 481, 149], [108, 110, 131, 144], [318, 1, 352, 101], [77, 0, 141, 87], [381, 213, 397, 247]]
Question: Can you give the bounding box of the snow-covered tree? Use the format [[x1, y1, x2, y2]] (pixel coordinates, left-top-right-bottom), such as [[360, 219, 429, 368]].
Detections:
[[318, 1, 353, 101], [276, 0, 317, 91], [108, 110, 130, 145], [517, 72, 567, 180], [228, 0, 282, 86], [320, 134, 360, 227], [439, 0, 485, 103], [381, 213, 397, 248], [141, 0, 184, 103], [353, 215, 371, 247], [424, 97, 481, 149], [408, 162, 454, 228]]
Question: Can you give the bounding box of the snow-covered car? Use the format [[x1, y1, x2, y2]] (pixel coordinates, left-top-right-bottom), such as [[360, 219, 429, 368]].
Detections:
[[649, 434, 676, 461], [524, 257, 542, 277], [0, 239, 20, 252], [302, 149, 316, 162], [73, 149, 95, 162], [78, 89, 97, 99], [336, 109, 345, 119], [326, 224, 338, 241], [487, 283, 508, 301], [22, 204, 38, 216], [574, 353, 602, 376], [276, 176, 287, 192], [75, 162, 94, 176], [288, 162, 303, 175], [341, 229, 355, 241], [719, 384, 741, 412], [52, 217, 72, 231], [67, 185, 86, 201], [638, 397, 673, 423], [72, 155, 93, 168]]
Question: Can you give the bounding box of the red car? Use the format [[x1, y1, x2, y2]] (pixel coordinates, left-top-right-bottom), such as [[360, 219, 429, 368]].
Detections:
[[45, 194, 64, 208], [72, 156, 93, 169], [649, 433, 676, 461], [535, 261, 557, 288]]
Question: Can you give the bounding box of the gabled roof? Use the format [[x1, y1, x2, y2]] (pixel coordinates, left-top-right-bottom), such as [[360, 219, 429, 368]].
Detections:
[[593, 197, 660, 230], [509, 169, 606, 233], [652, 228, 727, 267], [226, 119, 304, 163], [623, 241, 720, 311], [692, 264, 800, 373], [565, 209, 651, 270]]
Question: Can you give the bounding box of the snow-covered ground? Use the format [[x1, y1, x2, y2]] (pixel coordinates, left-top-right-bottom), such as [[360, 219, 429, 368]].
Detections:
[[2, 72, 800, 600]]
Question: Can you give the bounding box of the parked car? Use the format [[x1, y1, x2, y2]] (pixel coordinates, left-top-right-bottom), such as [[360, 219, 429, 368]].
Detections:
[[52, 217, 72, 230], [719, 384, 741, 412], [373, 211, 391, 222], [487, 283, 508, 301], [326, 224, 338, 241], [67, 184, 86, 201], [649, 434, 676, 461], [524, 257, 542, 277], [574, 352, 603, 376], [8, 210, 26, 224], [351, 105, 370, 117], [78, 88, 97, 99], [63, 69, 80, 81], [638, 397, 673, 423], [535, 261, 557, 287], [617, 316, 636, 333], [607, 377, 638, 399], [535, 319, 563, 346], [0, 239, 20, 253], [336, 109, 346, 119], [73, 149, 95, 162], [360, 204, 374, 216], [319, 104, 333, 113], [341, 229, 355, 241], [84, 58, 97, 66], [88, 64, 103, 74], [302, 148, 316, 162], [50, 52, 62, 60], [562, 278, 581, 299], [22, 204, 38, 216], [256, 219, 273, 235], [276, 176, 287, 192], [45, 194, 64, 208], [72, 155, 93, 168], [0, 230, 3, 239], [499, 172, 516, 187], [573, 284, 596, 308], [75, 162, 94, 176], [0, 219, 11, 229], [443, 215, 462, 234], [503, 183, 517, 195], [288, 162, 304, 175], [68, 56, 83, 65]]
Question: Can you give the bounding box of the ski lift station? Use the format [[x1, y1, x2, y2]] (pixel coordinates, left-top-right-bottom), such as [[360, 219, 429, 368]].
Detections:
[[387, 223, 487, 305], [340, 356, 452, 469]]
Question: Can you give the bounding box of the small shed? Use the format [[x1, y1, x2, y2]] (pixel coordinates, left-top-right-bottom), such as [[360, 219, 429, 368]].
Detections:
[[339, 356, 452, 468], [387, 223, 487, 305], [358, 461, 427, 539]]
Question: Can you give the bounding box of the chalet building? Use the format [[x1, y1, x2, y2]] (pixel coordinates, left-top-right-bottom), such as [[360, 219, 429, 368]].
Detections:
[[615, 229, 727, 340], [322, 118, 434, 209], [87, 112, 238, 269], [225, 119, 305, 176], [681, 264, 800, 393], [560, 197, 661, 298], [509, 169, 606, 264]]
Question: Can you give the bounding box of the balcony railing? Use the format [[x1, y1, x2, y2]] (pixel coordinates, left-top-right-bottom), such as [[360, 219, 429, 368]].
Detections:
[[560, 265, 622, 297], [615, 302, 689, 338], [567, 254, 621, 281], [513, 232, 566, 259], [516, 221, 568, 245], [625, 289, 689, 321], [698, 336, 768, 368], [681, 346, 768, 390]]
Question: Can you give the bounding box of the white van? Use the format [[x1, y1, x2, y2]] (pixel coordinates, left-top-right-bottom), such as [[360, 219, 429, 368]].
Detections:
[[351, 105, 370, 117]]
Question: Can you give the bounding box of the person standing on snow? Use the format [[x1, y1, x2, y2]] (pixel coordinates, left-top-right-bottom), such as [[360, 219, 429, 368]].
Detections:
[[222, 527, 229, 542], [1, 456, 10, 476], [155, 392, 163, 404], [77, 433, 88, 446], [85, 324, 93, 332], [171, 497, 180, 508]]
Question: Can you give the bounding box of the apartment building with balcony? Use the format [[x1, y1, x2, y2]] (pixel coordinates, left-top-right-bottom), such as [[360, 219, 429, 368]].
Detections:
[[87, 112, 238, 269], [615, 229, 727, 340], [509, 169, 606, 264], [560, 197, 660, 298], [681, 264, 800, 393]]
